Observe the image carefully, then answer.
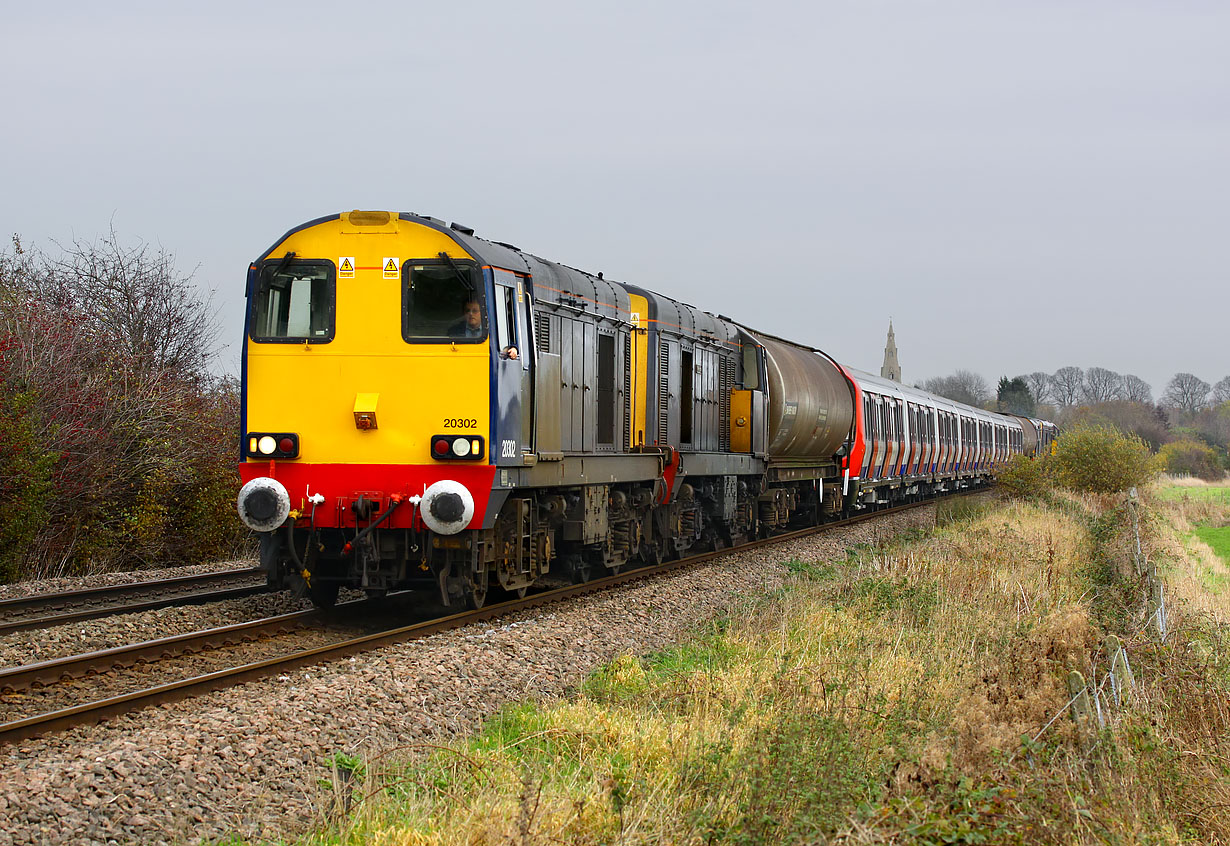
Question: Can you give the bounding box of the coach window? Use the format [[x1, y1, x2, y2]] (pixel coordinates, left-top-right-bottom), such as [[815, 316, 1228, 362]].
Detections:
[[863, 396, 873, 452], [402, 260, 486, 342], [250, 259, 335, 343]]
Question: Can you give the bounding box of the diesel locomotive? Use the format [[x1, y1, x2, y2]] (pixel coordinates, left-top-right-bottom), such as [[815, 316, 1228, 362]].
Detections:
[[237, 210, 1056, 608]]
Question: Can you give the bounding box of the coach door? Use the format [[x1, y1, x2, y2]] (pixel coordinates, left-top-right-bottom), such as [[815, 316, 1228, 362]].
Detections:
[[492, 269, 534, 465]]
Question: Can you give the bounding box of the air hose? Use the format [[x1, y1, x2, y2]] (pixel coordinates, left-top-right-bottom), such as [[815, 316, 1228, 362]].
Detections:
[[342, 495, 403, 556]]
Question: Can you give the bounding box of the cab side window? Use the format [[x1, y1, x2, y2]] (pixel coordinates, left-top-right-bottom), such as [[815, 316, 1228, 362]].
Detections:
[[493, 285, 519, 357]]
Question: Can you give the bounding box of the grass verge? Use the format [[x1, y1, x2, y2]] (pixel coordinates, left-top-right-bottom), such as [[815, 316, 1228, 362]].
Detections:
[[274, 494, 1230, 845]]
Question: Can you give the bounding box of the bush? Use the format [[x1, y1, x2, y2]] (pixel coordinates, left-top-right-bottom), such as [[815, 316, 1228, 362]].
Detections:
[[1158, 439, 1223, 481], [1049, 424, 1161, 494], [1059, 401, 1171, 451], [0, 390, 55, 580], [996, 453, 1051, 499], [0, 232, 241, 579]]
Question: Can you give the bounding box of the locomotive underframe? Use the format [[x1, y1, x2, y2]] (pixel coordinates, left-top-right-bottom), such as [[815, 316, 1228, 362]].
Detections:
[[261, 463, 880, 608], [260, 455, 1009, 610]]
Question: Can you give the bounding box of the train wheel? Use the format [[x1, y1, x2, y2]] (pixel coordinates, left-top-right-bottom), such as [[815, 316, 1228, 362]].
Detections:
[[639, 540, 663, 566], [571, 560, 593, 584], [466, 583, 487, 610], [258, 533, 284, 590]]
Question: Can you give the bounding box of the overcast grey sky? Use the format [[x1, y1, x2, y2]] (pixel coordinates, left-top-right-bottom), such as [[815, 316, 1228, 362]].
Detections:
[[4, 1, 1226, 396]]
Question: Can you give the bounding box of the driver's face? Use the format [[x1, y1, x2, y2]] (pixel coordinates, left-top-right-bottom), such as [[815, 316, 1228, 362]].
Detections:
[[463, 302, 482, 329]]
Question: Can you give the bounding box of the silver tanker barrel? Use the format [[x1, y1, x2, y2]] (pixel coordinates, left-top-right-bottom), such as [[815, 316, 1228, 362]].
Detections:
[[752, 333, 854, 462], [1008, 415, 1039, 456]]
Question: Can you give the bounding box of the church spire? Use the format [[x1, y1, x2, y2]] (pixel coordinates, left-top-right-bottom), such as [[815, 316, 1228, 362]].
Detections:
[[881, 321, 901, 382]]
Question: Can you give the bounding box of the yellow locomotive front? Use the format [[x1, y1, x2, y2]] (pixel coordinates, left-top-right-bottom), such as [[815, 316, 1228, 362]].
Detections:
[[237, 211, 518, 607]]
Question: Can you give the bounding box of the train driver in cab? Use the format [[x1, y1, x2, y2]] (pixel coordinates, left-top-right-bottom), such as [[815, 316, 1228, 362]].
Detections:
[[449, 297, 484, 339]]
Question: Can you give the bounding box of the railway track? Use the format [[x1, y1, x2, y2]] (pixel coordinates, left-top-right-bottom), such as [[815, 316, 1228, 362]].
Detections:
[[0, 497, 957, 746], [0, 568, 269, 636]]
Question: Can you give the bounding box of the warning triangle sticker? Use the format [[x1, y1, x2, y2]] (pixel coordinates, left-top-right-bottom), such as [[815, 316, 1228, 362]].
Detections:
[[384, 258, 397, 272], [340, 258, 354, 273]]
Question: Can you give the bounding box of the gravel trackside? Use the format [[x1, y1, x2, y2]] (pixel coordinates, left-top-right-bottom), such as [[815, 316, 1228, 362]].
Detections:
[[0, 506, 936, 845], [0, 561, 254, 603]]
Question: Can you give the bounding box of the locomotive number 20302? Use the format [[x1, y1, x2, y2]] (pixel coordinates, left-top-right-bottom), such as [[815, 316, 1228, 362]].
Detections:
[[443, 418, 479, 429]]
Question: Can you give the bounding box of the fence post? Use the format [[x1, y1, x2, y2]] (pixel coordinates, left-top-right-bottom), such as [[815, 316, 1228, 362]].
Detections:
[[1067, 670, 1094, 742], [1150, 579, 1168, 642], [1103, 635, 1135, 706], [1128, 487, 1145, 576]]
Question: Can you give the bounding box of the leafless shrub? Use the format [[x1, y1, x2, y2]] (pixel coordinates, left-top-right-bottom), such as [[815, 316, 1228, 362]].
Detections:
[[0, 231, 241, 578]]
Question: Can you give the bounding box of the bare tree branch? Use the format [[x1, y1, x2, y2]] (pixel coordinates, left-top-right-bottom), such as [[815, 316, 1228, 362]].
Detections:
[[1162, 372, 1211, 413], [1212, 376, 1230, 406], [921, 370, 991, 407], [1082, 367, 1122, 404], [1120, 374, 1153, 404], [1051, 366, 1084, 407], [1020, 371, 1053, 405]]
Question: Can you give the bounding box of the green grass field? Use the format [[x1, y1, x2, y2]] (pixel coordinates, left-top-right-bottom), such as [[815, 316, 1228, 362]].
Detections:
[[1156, 483, 1230, 504], [1195, 525, 1230, 567]]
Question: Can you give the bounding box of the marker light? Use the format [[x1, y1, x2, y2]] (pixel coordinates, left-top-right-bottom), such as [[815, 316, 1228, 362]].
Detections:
[[428, 434, 485, 461], [245, 432, 300, 459]]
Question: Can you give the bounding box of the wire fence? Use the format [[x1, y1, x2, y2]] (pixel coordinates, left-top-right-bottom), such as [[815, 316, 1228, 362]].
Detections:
[[1024, 489, 1163, 752]]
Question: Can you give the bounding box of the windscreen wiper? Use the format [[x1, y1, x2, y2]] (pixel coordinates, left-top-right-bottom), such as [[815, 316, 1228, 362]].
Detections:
[[437, 251, 474, 292], [271, 250, 296, 277]]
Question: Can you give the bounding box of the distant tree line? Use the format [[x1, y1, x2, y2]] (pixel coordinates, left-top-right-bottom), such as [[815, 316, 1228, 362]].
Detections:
[[0, 233, 245, 581], [920, 365, 1230, 479]]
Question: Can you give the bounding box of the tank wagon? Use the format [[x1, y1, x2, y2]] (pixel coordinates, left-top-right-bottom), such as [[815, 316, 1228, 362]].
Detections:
[[237, 211, 1054, 608]]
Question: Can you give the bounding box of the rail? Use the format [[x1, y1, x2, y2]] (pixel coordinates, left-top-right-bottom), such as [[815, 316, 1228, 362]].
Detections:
[[0, 496, 961, 745], [0, 568, 267, 635]]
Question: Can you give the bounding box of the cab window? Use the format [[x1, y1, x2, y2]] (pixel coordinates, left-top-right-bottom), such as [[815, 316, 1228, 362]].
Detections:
[[402, 260, 486, 342], [493, 284, 517, 353], [250, 259, 335, 343]]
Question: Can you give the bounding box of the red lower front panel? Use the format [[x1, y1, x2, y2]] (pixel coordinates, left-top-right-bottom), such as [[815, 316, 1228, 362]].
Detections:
[[239, 461, 498, 530]]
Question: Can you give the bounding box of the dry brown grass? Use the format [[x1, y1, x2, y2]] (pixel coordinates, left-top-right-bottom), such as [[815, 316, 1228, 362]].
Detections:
[[286, 495, 1230, 846], [1163, 473, 1230, 488]]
